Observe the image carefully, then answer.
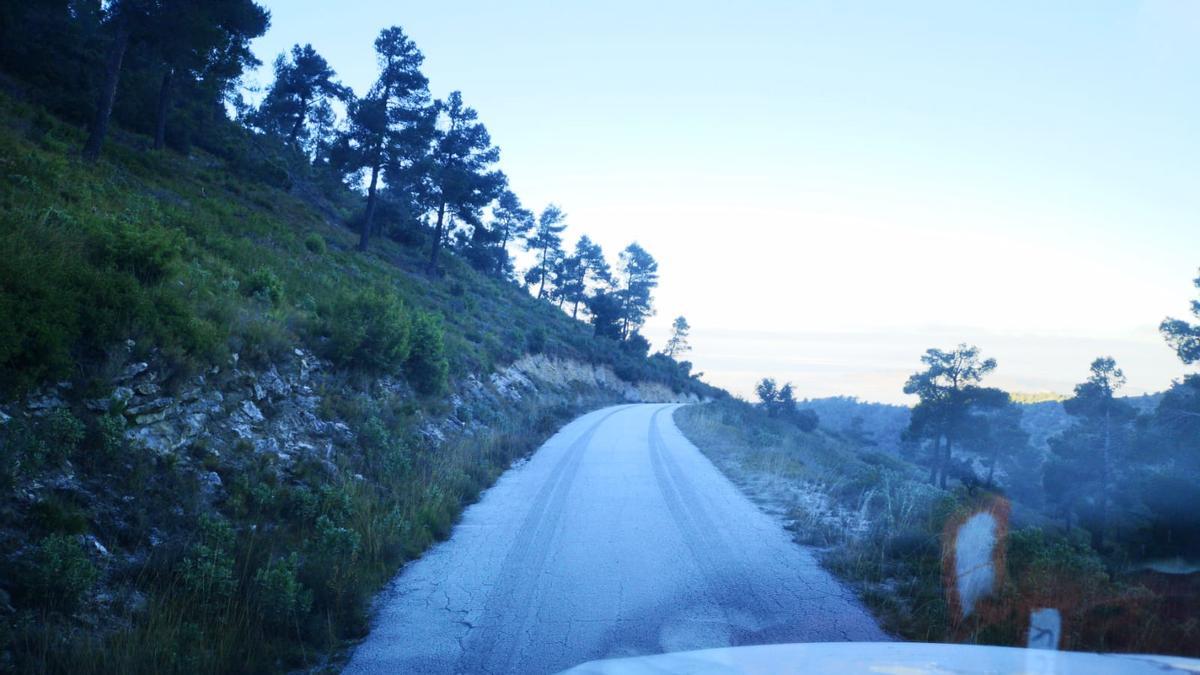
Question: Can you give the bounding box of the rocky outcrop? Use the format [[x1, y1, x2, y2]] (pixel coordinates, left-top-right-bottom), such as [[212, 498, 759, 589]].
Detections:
[[1, 347, 692, 505], [490, 354, 700, 406]]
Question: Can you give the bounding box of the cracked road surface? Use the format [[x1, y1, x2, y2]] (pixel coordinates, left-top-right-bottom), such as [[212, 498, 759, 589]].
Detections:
[[344, 403, 888, 674]]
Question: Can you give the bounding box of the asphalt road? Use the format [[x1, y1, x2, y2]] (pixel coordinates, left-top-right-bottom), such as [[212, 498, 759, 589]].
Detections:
[[345, 403, 888, 674]]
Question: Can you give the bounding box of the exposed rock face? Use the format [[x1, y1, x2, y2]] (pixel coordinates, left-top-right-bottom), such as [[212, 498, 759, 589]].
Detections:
[[2, 349, 689, 505], [490, 354, 700, 406]]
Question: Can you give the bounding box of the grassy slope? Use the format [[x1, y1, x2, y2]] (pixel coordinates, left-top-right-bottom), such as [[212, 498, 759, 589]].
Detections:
[[0, 92, 664, 398], [0, 91, 703, 673], [675, 400, 1200, 656]]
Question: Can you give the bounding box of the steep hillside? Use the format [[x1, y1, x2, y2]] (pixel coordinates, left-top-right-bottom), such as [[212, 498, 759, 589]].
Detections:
[[0, 90, 712, 672]]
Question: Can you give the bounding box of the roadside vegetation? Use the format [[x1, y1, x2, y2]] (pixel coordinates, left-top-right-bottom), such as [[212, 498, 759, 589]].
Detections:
[[676, 287, 1200, 655], [0, 4, 713, 671]]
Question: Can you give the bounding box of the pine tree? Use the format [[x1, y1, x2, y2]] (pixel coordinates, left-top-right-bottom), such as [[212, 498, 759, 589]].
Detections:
[[337, 27, 432, 252], [1161, 268, 1200, 364], [903, 345, 1007, 488], [426, 91, 505, 273], [615, 243, 658, 340], [664, 316, 691, 359], [252, 44, 351, 151], [1045, 357, 1135, 547], [524, 205, 567, 299]]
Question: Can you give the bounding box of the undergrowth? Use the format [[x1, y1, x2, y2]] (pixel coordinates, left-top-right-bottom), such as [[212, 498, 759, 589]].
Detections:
[[674, 400, 1200, 656]]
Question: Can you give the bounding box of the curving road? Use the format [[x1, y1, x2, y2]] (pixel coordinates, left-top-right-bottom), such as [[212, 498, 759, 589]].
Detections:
[[345, 404, 888, 674]]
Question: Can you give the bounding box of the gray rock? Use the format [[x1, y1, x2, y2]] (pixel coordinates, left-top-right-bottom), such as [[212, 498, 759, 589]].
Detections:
[[300, 411, 328, 436], [85, 399, 111, 413], [185, 391, 223, 417], [240, 400, 265, 423], [0, 410, 10, 425], [116, 362, 149, 381], [84, 535, 110, 558], [126, 397, 173, 417], [253, 383, 266, 401], [127, 424, 174, 455], [254, 437, 280, 455], [133, 410, 168, 426], [47, 471, 82, 493], [330, 421, 353, 445], [199, 471, 222, 495], [261, 367, 289, 398], [113, 386, 135, 405], [27, 393, 65, 410], [134, 383, 160, 397], [125, 590, 148, 615], [182, 413, 208, 437]]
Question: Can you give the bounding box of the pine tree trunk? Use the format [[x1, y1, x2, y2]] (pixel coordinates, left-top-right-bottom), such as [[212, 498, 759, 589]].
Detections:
[[1098, 409, 1111, 548], [83, 20, 130, 161], [496, 229, 510, 276], [572, 299, 581, 319], [536, 243, 549, 299], [287, 94, 309, 144], [939, 436, 953, 489], [153, 68, 174, 151], [358, 162, 382, 251], [428, 202, 447, 272], [928, 436, 941, 485]]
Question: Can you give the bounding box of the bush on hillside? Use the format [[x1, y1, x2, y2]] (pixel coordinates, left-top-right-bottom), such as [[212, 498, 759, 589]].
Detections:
[[245, 267, 284, 305], [304, 233, 326, 255], [18, 534, 98, 613], [406, 312, 449, 396], [321, 290, 412, 374]]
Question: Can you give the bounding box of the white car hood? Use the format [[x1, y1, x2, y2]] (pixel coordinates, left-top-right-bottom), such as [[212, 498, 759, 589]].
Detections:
[[559, 642, 1200, 674]]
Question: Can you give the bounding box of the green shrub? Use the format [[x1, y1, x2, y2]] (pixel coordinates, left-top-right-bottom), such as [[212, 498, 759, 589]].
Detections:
[[245, 267, 284, 305], [303, 233, 326, 255], [304, 514, 362, 616], [236, 314, 292, 367], [526, 326, 547, 354], [42, 409, 85, 463], [30, 495, 89, 535], [253, 553, 312, 629], [21, 534, 98, 613], [93, 216, 183, 284], [92, 414, 127, 462], [406, 312, 449, 396], [0, 410, 85, 471], [177, 515, 237, 610], [358, 416, 412, 475], [322, 290, 412, 373]]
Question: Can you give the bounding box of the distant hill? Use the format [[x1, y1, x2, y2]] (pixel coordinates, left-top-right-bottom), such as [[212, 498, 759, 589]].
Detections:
[[797, 397, 911, 454], [800, 392, 1164, 454]]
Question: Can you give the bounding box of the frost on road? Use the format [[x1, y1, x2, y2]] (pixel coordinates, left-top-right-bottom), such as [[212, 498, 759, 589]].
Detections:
[[345, 404, 887, 674]]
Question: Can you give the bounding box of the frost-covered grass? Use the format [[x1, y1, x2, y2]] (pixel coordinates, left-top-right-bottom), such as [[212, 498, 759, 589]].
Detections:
[[675, 400, 1200, 655]]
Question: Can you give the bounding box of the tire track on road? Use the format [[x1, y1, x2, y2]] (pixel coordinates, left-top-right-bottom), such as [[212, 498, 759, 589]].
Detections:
[[647, 406, 774, 620], [458, 405, 632, 674]]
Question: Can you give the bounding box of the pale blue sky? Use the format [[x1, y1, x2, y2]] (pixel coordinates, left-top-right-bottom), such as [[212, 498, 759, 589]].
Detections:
[[250, 1, 1200, 403]]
